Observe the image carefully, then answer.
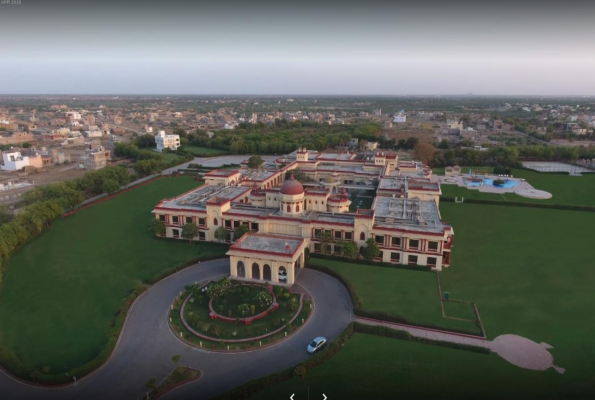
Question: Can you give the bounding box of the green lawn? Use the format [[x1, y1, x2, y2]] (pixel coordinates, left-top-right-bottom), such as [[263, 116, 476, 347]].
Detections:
[[312, 259, 480, 334], [156, 151, 184, 163], [437, 167, 595, 207], [438, 202, 595, 383], [253, 203, 595, 399], [180, 145, 228, 157], [0, 177, 228, 373], [251, 333, 576, 400]]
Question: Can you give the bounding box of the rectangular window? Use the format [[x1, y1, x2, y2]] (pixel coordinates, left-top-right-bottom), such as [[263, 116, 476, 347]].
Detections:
[[344, 232, 353, 241], [198, 218, 206, 226], [314, 229, 322, 239], [172, 229, 180, 238], [408, 255, 418, 265], [427, 257, 437, 266], [334, 231, 342, 240], [391, 237, 401, 247], [314, 243, 321, 253], [251, 222, 259, 231], [390, 252, 400, 263], [225, 220, 231, 228], [185, 216, 193, 224], [198, 231, 206, 241], [428, 241, 439, 251], [172, 216, 179, 225], [375, 235, 384, 245], [409, 239, 419, 250], [159, 215, 166, 222], [233, 221, 240, 228], [334, 245, 342, 255]]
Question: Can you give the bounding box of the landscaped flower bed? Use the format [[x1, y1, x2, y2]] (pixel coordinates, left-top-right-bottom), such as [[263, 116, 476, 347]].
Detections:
[[210, 284, 279, 324], [169, 278, 312, 350]]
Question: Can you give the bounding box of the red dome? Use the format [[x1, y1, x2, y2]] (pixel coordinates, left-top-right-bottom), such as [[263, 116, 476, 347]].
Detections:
[[280, 173, 304, 195]]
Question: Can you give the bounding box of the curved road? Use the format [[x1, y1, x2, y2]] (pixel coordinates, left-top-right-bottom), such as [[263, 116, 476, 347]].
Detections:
[[0, 259, 353, 400]]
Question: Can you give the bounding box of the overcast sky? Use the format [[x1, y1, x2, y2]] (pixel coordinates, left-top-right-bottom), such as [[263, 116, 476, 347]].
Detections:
[[1, 0, 594, 95]]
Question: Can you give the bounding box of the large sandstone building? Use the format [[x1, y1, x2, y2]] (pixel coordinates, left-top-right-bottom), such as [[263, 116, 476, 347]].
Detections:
[[153, 149, 453, 285]]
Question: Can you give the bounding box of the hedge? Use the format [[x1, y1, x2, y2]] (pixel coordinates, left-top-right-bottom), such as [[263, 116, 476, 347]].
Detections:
[[310, 253, 433, 273], [307, 262, 483, 337], [441, 197, 595, 213], [211, 323, 355, 400], [353, 322, 490, 354]]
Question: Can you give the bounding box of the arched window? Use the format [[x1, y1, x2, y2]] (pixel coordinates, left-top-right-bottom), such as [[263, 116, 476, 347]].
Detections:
[[287, 204, 291, 212], [214, 218, 218, 226], [296, 204, 300, 212], [360, 232, 365, 241]]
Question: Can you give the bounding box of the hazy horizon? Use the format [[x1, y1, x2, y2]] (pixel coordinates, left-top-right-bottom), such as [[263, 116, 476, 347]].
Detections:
[[2, 0, 595, 96]]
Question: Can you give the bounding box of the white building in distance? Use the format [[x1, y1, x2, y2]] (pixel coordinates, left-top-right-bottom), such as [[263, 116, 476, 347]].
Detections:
[[394, 110, 406, 123], [155, 130, 180, 152], [1, 151, 30, 171]]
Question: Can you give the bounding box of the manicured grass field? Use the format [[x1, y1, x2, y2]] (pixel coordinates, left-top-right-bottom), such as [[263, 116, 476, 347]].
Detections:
[[437, 167, 595, 207], [253, 203, 595, 399], [439, 202, 595, 383], [251, 333, 574, 400], [180, 145, 228, 157], [313, 259, 480, 334], [0, 177, 228, 372]]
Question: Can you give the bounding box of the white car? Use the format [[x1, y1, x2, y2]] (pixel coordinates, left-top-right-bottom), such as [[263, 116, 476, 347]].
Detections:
[[279, 271, 287, 282], [307, 337, 327, 354]]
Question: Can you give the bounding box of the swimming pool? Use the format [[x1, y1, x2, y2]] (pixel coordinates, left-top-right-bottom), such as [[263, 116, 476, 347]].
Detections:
[[467, 178, 520, 189]]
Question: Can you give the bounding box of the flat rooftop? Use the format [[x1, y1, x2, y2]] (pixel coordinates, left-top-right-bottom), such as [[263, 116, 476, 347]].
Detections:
[[231, 233, 304, 255], [373, 196, 447, 234], [158, 185, 250, 211]]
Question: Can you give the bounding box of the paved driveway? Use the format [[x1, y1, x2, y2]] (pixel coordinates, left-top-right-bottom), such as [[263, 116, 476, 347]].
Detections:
[[0, 260, 353, 400]]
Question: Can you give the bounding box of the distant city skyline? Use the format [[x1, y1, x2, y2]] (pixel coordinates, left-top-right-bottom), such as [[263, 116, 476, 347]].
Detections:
[[2, 0, 595, 95]]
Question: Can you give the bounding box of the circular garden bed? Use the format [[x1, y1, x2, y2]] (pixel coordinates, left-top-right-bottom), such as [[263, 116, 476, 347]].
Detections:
[[169, 278, 312, 351]]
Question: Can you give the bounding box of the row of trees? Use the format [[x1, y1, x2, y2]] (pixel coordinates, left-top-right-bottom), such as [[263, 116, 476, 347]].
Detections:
[[0, 166, 132, 285], [425, 144, 589, 168], [183, 121, 382, 155]]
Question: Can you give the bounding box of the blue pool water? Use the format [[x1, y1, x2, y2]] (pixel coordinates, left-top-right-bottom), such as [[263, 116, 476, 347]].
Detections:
[[467, 178, 520, 189]]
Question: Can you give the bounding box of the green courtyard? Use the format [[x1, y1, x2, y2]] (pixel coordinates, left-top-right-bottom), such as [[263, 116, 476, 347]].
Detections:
[[0, 177, 228, 374]]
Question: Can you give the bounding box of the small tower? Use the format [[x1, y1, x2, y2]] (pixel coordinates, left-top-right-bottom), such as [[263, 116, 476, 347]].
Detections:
[[296, 147, 309, 162]]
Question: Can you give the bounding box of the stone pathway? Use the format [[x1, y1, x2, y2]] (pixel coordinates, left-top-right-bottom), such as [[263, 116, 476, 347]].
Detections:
[[355, 317, 565, 374]]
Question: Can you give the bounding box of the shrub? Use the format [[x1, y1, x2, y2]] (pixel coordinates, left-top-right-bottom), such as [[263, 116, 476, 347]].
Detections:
[[293, 366, 307, 380]]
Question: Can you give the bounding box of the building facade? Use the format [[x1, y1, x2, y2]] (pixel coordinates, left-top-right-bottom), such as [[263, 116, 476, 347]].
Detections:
[[152, 149, 453, 286]]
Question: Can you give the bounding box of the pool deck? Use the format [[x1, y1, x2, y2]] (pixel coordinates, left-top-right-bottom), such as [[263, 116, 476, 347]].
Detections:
[[432, 174, 552, 199]]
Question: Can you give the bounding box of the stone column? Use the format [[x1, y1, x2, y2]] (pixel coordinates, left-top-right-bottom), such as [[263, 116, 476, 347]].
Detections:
[[272, 262, 279, 284], [246, 259, 253, 279], [230, 256, 237, 277]]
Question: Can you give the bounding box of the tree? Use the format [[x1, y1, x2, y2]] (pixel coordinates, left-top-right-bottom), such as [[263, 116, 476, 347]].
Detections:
[[145, 377, 156, 391], [318, 230, 333, 254], [363, 238, 381, 261], [182, 222, 199, 244], [247, 155, 263, 169], [233, 224, 249, 241], [172, 354, 181, 364], [414, 143, 436, 164], [100, 178, 120, 195], [150, 218, 166, 236], [438, 139, 449, 149], [343, 241, 359, 260], [214, 226, 228, 242], [0, 205, 12, 226]]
